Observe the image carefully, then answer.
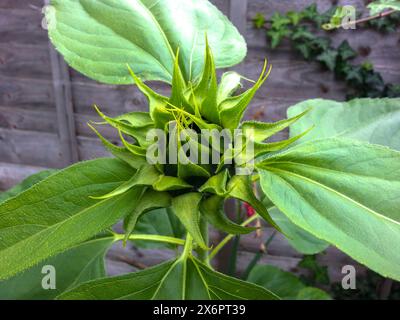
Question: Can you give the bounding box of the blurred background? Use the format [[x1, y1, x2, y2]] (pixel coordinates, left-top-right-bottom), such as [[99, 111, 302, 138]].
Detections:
[[0, 0, 399, 299]]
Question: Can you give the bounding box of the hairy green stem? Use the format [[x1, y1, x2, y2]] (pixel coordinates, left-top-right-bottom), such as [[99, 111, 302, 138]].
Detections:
[[114, 233, 185, 246], [208, 214, 259, 262]]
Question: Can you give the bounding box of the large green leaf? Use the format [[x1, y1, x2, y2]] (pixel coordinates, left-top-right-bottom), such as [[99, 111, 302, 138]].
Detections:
[[269, 207, 329, 255], [368, 0, 400, 14], [247, 265, 330, 300], [46, 0, 246, 84], [258, 139, 400, 281], [0, 170, 57, 204], [0, 158, 138, 280], [57, 256, 279, 300], [288, 98, 400, 150], [0, 236, 114, 300]]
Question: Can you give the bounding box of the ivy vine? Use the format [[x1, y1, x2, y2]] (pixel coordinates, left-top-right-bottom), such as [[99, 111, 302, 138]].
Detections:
[[253, 4, 400, 99]]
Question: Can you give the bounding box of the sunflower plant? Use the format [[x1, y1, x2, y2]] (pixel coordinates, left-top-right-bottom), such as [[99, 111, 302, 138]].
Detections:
[[0, 0, 399, 300]]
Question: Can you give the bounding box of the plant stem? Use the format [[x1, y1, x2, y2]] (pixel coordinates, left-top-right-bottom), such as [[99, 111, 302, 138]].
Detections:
[[340, 9, 397, 29], [197, 218, 209, 265], [242, 231, 277, 280], [208, 214, 259, 262], [227, 200, 243, 276], [113, 233, 185, 246]]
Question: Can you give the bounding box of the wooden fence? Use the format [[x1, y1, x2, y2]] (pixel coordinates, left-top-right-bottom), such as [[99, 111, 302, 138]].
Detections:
[[0, 0, 399, 281]]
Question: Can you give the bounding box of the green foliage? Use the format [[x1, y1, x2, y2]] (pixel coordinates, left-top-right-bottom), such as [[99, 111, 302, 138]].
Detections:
[[0, 236, 114, 300], [368, 0, 400, 15], [258, 139, 400, 281], [45, 0, 246, 84], [253, 4, 400, 99], [247, 265, 331, 300], [0, 158, 137, 280], [288, 98, 400, 150], [58, 254, 278, 300], [1, 0, 400, 301]]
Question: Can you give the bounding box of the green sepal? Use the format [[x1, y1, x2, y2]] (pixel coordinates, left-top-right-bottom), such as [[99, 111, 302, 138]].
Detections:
[[192, 38, 219, 124], [198, 169, 229, 196], [123, 189, 172, 244], [227, 175, 282, 233], [127, 66, 173, 129], [91, 165, 161, 200], [200, 195, 257, 235], [88, 123, 147, 169], [219, 61, 271, 130], [171, 193, 208, 250], [153, 175, 193, 191], [241, 108, 311, 143], [93, 105, 152, 147], [114, 111, 154, 128]]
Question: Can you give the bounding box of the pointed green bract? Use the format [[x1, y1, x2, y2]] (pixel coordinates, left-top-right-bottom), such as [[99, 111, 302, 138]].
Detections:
[[57, 256, 278, 300], [241, 108, 310, 143], [217, 72, 243, 105], [124, 190, 172, 243], [171, 193, 207, 249], [153, 175, 193, 191], [219, 61, 271, 129], [200, 195, 256, 235], [227, 175, 282, 233], [198, 170, 229, 196], [258, 138, 400, 281]]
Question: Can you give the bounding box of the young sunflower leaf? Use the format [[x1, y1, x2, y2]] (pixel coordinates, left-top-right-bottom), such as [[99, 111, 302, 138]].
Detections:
[[57, 257, 278, 300], [287, 98, 400, 150], [226, 176, 282, 233], [171, 193, 207, 249], [200, 195, 257, 235], [46, 0, 246, 84], [123, 190, 172, 243], [0, 235, 114, 300], [219, 61, 271, 129], [368, 0, 400, 15], [0, 159, 138, 280], [258, 139, 400, 281]]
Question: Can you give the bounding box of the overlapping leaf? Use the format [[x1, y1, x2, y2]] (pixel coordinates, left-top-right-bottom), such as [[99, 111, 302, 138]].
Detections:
[[258, 139, 400, 281]]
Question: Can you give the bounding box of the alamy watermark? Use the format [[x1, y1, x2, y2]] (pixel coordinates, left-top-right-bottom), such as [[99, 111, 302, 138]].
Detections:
[[146, 124, 255, 175]]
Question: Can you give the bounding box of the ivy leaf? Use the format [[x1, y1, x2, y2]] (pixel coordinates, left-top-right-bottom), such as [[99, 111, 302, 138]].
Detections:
[[287, 98, 400, 150], [337, 40, 357, 61], [267, 28, 292, 49], [0, 159, 137, 280], [316, 49, 338, 71], [46, 0, 246, 84], [57, 257, 279, 300], [270, 12, 291, 29], [247, 265, 331, 300], [258, 139, 400, 281], [252, 13, 266, 29], [368, 0, 400, 15], [0, 235, 114, 300]]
